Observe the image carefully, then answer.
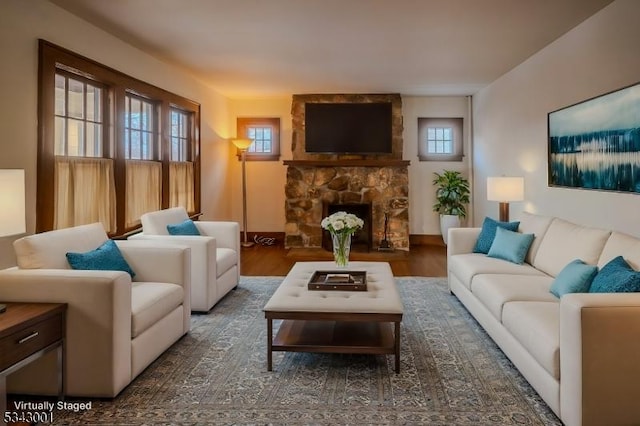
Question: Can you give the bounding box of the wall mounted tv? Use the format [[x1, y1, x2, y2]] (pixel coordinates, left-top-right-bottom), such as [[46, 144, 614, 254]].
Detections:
[[304, 102, 393, 154]]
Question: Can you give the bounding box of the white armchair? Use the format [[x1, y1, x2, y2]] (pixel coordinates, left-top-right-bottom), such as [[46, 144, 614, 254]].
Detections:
[[0, 223, 191, 397], [130, 207, 240, 312]]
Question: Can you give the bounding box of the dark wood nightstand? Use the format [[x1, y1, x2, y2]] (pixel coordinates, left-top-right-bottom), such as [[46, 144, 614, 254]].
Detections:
[[0, 303, 66, 425]]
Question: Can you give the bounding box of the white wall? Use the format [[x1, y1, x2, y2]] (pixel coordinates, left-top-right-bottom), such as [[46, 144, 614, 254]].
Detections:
[[0, 0, 231, 268], [473, 0, 640, 236], [228, 97, 292, 233], [403, 96, 472, 235]]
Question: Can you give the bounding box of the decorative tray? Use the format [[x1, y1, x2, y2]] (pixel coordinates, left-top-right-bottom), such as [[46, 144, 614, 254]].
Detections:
[[308, 270, 367, 291]]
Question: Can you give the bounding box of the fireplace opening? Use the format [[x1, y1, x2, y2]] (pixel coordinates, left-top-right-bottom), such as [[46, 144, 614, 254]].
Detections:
[[322, 202, 373, 252]]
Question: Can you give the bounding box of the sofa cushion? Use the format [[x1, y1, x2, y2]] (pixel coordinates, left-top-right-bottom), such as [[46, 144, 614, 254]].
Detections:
[[13, 223, 108, 270], [598, 231, 640, 270], [470, 275, 557, 321], [589, 256, 640, 293], [502, 301, 560, 379], [140, 207, 189, 235], [549, 259, 598, 298], [517, 211, 554, 265], [66, 239, 136, 278], [487, 227, 534, 265], [533, 218, 610, 277], [217, 248, 238, 278], [131, 282, 184, 338], [449, 253, 545, 290], [473, 217, 520, 254], [167, 219, 201, 236]]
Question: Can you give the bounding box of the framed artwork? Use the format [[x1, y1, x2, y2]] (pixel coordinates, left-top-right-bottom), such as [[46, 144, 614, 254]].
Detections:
[[548, 81, 640, 193]]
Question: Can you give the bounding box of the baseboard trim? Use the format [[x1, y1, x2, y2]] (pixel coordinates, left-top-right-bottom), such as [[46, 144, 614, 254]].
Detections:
[[409, 234, 445, 247]]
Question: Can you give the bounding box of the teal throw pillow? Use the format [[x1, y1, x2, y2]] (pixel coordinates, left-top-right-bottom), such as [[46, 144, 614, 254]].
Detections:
[[549, 259, 598, 298], [473, 217, 520, 254], [167, 219, 201, 236], [66, 239, 135, 278], [486, 227, 534, 265], [589, 256, 640, 293]]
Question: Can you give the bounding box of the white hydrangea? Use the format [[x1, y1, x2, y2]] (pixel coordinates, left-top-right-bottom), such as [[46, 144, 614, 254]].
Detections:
[[321, 211, 364, 235]]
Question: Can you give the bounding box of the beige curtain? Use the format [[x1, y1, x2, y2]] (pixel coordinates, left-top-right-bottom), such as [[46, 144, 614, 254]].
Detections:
[[54, 157, 116, 233], [126, 160, 162, 228], [169, 161, 195, 212]]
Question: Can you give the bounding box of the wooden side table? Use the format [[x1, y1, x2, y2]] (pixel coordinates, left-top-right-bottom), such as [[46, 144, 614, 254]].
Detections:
[[0, 303, 66, 425]]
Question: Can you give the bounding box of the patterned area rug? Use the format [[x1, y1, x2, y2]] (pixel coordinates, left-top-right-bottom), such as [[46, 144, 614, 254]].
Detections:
[[55, 277, 561, 425]]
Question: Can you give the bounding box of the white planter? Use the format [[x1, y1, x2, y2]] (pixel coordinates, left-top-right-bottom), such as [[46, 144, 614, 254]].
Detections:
[[440, 214, 461, 245]]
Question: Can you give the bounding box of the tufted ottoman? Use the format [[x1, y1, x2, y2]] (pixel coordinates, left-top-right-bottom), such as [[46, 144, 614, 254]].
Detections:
[[263, 261, 404, 372]]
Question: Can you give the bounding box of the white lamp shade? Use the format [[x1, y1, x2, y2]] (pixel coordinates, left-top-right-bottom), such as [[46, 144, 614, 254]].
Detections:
[[231, 138, 253, 150], [487, 177, 524, 202], [0, 169, 26, 237]]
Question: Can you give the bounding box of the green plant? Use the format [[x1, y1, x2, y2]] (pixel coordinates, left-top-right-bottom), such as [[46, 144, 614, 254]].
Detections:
[[432, 170, 470, 218]]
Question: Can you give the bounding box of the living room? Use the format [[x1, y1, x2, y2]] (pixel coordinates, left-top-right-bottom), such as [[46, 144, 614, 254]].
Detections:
[[1, 0, 639, 424]]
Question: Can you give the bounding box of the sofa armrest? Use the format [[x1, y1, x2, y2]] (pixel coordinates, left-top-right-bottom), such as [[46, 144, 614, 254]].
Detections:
[[560, 293, 640, 426], [0, 269, 132, 397], [116, 241, 191, 327], [196, 221, 240, 251], [447, 227, 481, 257]]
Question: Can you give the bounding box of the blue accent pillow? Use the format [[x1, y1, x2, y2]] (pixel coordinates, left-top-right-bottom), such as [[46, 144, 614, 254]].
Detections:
[[167, 219, 201, 236], [549, 259, 598, 298], [486, 227, 534, 264], [473, 217, 520, 254], [589, 256, 640, 293], [66, 239, 135, 278]]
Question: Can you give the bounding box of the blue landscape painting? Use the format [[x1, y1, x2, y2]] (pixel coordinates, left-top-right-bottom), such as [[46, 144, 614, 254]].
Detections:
[[548, 82, 640, 193]]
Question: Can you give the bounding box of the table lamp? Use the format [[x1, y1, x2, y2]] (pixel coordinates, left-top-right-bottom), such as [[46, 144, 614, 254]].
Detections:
[[487, 176, 524, 222], [0, 169, 26, 237]]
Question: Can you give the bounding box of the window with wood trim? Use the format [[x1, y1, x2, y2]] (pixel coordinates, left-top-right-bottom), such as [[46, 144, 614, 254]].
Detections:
[[417, 117, 464, 161], [38, 40, 201, 236], [236, 117, 280, 161]]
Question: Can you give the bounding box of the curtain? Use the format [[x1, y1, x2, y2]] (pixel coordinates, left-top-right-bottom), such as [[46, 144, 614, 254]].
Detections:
[[169, 161, 195, 212], [126, 160, 162, 228], [54, 157, 116, 233]]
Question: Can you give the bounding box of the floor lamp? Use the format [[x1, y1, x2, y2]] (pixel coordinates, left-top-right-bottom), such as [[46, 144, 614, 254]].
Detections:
[[487, 176, 524, 222], [232, 138, 255, 247]]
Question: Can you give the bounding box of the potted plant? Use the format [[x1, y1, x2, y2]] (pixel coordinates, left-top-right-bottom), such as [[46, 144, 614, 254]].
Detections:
[[432, 170, 470, 245]]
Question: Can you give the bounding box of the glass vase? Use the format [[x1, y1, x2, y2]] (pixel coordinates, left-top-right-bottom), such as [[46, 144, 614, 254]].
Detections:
[[331, 232, 351, 268]]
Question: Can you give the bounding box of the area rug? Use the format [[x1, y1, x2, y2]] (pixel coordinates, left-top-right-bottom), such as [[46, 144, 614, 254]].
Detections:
[[55, 277, 561, 425]]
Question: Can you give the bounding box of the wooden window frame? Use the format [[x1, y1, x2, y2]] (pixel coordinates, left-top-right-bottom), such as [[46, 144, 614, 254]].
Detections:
[[236, 117, 281, 161], [38, 40, 201, 236]]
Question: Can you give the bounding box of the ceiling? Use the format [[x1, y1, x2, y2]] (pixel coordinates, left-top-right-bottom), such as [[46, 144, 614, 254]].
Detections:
[[49, 0, 614, 99]]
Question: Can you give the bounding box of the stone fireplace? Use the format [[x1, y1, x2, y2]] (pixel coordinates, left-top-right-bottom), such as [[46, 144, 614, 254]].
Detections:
[[284, 94, 410, 251]]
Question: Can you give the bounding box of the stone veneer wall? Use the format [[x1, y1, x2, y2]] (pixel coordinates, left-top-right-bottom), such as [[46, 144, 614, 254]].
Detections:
[[285, 93, 410, 250], [291, 94, 404, 161], [285, 165, 409, 250]]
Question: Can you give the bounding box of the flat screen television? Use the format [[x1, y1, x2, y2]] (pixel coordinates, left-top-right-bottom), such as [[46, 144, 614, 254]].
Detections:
[[304, 102, 393, 154]]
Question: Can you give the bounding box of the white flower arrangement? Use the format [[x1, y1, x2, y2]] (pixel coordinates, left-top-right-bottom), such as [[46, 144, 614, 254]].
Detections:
[[321, 211, 364, 236]]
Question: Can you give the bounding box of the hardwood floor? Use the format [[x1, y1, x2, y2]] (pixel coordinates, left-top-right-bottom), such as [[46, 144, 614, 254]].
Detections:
[[240, 243, 447, 277]]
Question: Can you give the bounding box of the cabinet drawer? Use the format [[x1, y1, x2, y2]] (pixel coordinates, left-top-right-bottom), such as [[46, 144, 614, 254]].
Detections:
[[0, 313, 63, 372]]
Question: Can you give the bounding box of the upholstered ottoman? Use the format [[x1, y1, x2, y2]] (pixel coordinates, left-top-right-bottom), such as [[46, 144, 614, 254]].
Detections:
[[263, 261, 404, 372]]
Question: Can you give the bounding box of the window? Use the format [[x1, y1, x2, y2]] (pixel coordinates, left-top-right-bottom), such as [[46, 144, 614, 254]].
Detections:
[[124, 94, 156, 160], [38, 40, 201, 235], [54, 71, 106, 157], [418, 117, 463, 161], [236, 117, 280, 161]]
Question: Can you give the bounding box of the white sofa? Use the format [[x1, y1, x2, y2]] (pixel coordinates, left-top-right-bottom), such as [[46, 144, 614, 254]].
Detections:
[[0, 223, 191, 397], [130, 207, 240, 312], [448, 212, 640, 426]]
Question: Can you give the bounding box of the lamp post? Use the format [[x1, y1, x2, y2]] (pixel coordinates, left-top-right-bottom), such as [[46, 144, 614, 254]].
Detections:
[[0, 169, 26, 237], [231, 138, 255, 247], [487, 176, 524, 222]]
